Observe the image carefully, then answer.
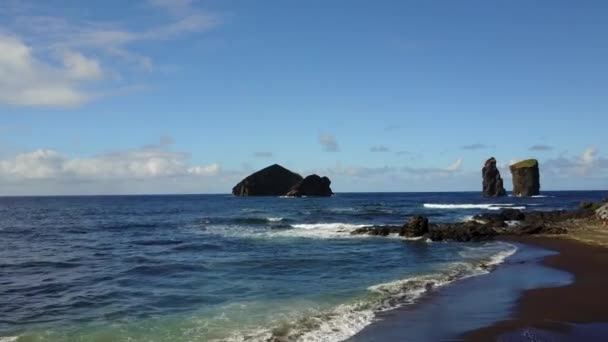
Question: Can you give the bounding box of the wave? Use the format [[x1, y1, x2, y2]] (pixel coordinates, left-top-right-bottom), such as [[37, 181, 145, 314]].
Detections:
[[217, 244, 517, 342], [531, 195, 554, 198], [423, 203, 526, 211], [273, 223, 373, 239]]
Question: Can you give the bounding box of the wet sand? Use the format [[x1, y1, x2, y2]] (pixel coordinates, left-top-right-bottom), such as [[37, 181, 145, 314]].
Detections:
[[463, 236, 608, 341], [349, 235, 608, 341], [348, 242, 572, 341]]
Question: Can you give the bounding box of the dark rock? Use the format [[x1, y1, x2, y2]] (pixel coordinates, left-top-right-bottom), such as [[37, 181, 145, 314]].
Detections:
[[482, 157, 506, 197], [400, 215, 429, 237], [510, 159, 540, 197], [232, 164, 303, 196], [285, 174, 333, 197], [428, 222, 497, 242], [511, 223, 568, 235], [473, 209, 525, 227], [350, 225, 401, 236]]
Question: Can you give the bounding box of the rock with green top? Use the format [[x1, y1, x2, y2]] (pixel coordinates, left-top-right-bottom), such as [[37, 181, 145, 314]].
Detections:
[[509, 159, 540, 197]]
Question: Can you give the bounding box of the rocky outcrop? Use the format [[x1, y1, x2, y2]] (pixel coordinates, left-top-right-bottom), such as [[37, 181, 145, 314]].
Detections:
[[510, 159, 540, 197], [482, 157, 506, 197], [428, 221, 497, 242], [351, 206, 599, 241], [400, 215, 429, 237], [597, 204, 608, 224], [232, 164, 303, 196], [285, 175, 333, 197]]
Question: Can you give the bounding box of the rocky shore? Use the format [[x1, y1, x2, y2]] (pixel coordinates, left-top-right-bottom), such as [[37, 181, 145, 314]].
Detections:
[[352, 201, 608, 242]]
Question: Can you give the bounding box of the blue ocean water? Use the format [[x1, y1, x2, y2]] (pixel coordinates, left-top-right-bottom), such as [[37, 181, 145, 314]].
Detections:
[[0, 191, 605, 341]]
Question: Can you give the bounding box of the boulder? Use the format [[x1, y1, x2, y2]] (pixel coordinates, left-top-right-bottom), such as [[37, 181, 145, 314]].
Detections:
[[232, 164, 303, 196], [596, 204, 608, 223], [285, 174, 333, 197], [510, 159, 540, 197], [400, 215, 429, 237], [482, 157, 506, 197]]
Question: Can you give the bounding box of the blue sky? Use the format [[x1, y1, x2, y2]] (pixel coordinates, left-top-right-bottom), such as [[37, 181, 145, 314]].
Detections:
[[1, 0, 607, 195]]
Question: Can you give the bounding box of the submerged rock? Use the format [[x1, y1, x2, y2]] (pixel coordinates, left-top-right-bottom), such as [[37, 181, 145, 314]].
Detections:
[[510, 159, 540, 197], [482, 157, 506, 197], [285, 174, 333, 197], [232, 164, 303, 196]]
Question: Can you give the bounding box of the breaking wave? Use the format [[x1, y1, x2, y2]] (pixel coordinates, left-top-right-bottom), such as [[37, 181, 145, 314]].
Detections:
[[423, 203, 526, 211], [216, 243, 518, 342]]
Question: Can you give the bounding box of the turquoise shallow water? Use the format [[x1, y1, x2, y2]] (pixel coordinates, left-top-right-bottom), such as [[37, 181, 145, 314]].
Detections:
[[0, 191, 605, 341]]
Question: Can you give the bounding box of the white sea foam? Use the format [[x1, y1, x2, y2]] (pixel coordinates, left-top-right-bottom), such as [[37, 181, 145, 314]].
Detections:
[[423, 203, 526, 210], [267, 217, 283, 222], [485, 244, 518, 268], [0, 337, 18, 342], [531, 195, 554, 198], [219, 244, 517, 342], [273, 223, 373, 239]]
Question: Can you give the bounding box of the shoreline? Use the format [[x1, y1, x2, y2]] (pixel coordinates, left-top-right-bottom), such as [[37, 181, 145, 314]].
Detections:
[[462, 235, 608, 341], [347, 240, 573, 341]]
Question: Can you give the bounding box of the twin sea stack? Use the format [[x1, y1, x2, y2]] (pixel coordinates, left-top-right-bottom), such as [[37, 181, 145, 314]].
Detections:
[[232, 164, 333, 197], [481, 157, 541, 197]]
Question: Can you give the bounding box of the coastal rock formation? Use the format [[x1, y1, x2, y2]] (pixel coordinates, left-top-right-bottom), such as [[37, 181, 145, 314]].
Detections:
[[285, 175, 333, 197], [351, 206, 599, 241], [597, 204, 608, 224], [428, 221, 497, 242], [400, 215, 429, 237], [482, 157, 506, 197], [510, 159, 540, 197], [232, 164, 303, 196]]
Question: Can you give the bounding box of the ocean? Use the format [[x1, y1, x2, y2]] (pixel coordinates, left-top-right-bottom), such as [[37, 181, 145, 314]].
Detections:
[[1, 191, 606, 341]]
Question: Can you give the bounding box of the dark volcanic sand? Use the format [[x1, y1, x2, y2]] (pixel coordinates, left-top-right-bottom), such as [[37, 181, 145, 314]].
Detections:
[[463, 236, 608, 341], [348, 242, 573, 342]]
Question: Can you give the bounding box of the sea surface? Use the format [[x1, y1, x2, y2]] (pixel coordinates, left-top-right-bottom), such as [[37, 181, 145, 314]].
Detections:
[[0, 191, 606, 342]]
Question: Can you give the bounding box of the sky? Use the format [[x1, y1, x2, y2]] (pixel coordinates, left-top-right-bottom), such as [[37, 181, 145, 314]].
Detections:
[[1, 0, 607, 195]]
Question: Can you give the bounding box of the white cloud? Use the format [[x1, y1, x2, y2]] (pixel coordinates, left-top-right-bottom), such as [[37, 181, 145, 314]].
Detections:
[[445, 158, 463, 172], [0, 141, 220, 186], [188, 163, 220, 176], [319, 134, 339, 152], [0, 35, 97, 107], [62, 50, 104, 81], [0, 0, 221, 107]]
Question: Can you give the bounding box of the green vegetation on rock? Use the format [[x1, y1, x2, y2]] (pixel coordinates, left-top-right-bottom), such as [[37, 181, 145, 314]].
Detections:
[[511, 159, 538, 169]]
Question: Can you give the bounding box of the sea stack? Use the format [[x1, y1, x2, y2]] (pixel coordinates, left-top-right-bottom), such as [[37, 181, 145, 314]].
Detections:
[[510, 159, 540, 197], [232, 164, 303, 196], [285, 174, 333, 197], [482, 157, 506, 197]]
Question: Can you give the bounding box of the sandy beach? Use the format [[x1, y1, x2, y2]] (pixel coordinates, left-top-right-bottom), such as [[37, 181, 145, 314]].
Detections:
[[463, 235, 608, 341]]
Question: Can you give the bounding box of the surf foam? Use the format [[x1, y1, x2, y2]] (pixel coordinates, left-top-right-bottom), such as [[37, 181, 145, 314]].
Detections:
[[424, 203, 526, 210], [218, 244, 518, 342]]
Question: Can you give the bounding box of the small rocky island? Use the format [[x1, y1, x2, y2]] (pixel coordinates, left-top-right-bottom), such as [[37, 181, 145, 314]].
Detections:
[[232, 164, 333, 197], [510, 159, 540, 197], [482, 157, 506, 197]]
